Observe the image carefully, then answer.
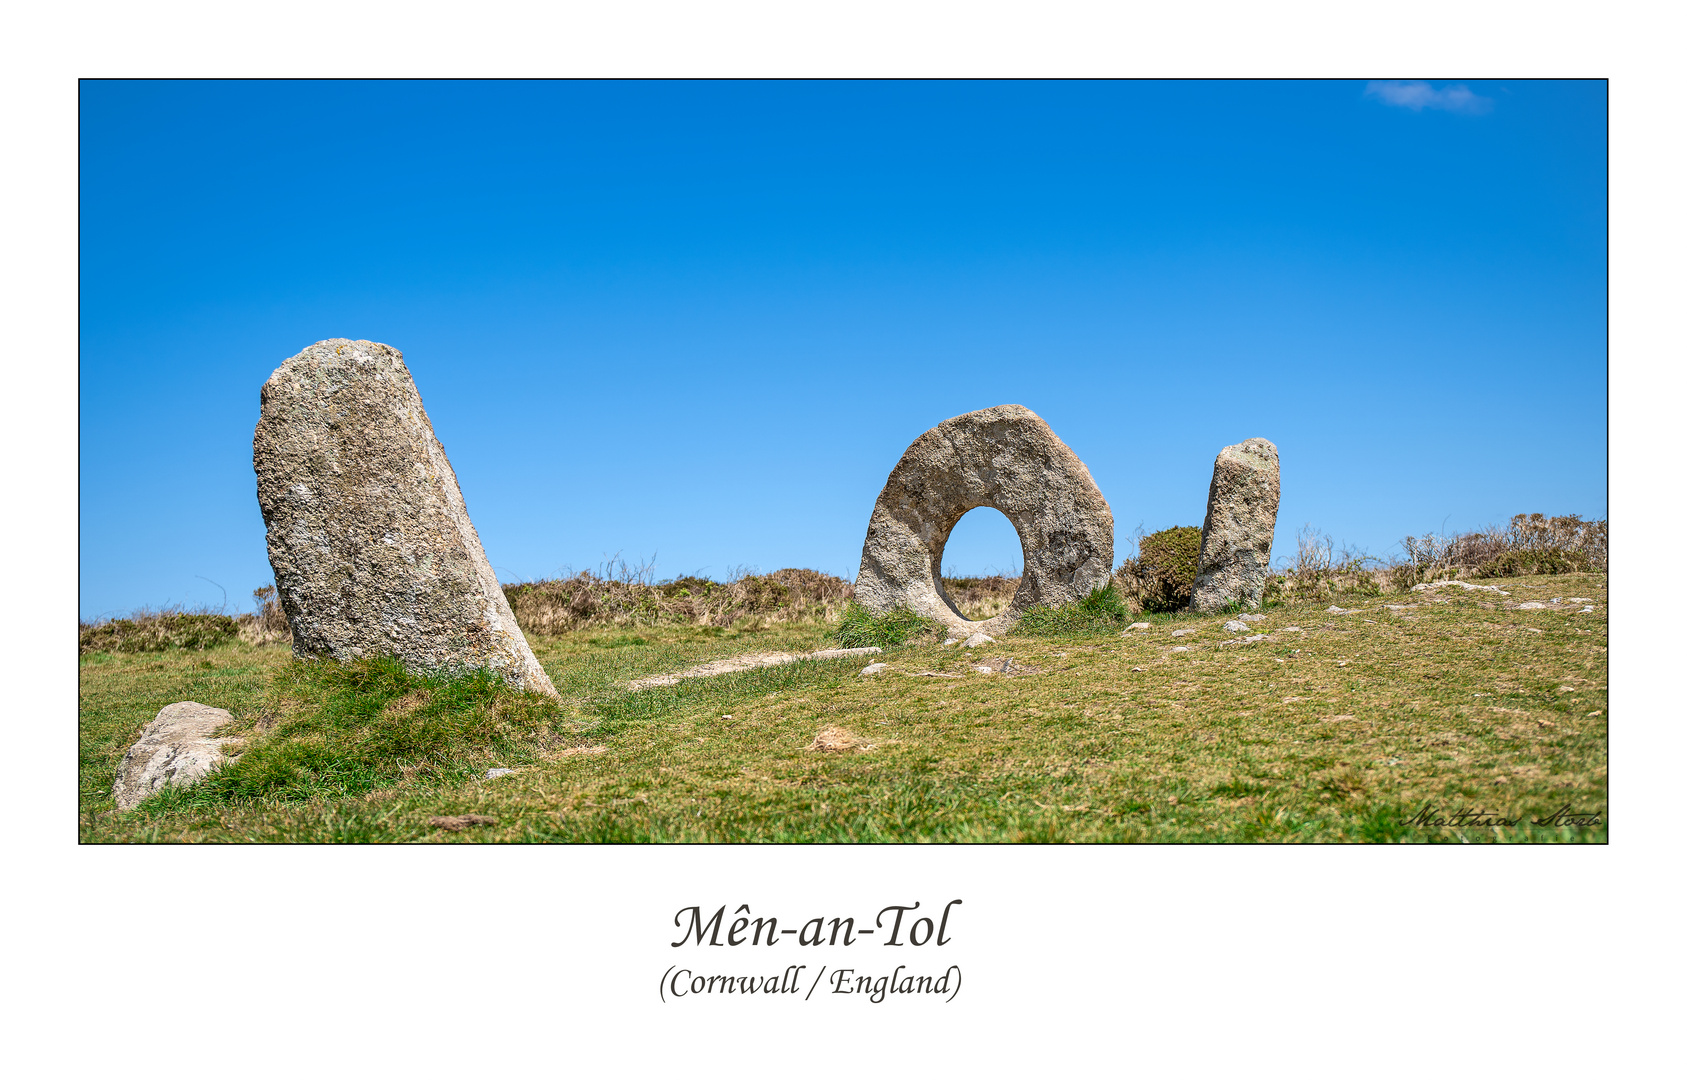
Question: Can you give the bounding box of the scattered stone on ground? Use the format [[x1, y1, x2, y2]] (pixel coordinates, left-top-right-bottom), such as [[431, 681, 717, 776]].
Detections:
[[485, 768, 514, 779], [1170, 646, 1190, 653], [1239, 613, 1266, 623], [1567, 597, 1595, 603], [1326, 605, 1352, 614], [861, 662, 888, 676], [1171, 628, 1197, 637], [1517, 601, 1547, 610], [629, 646, 881, 690], [1126, 622, 1151, 631], [1243, 634, 1267, 643], [1412, 580, 1509, 595], [1577, 607, 1595, 613], [1190, 437, 1280, 613], [428, 814, 496, 832], [1279, 626, 1303, 633], [1223, 619, 1250, 633], [1132, 666, 1146, 672], [975, 665, 995, 674], [970, 656, 1030, 675], [1522, 627, 1543, 634], [808, 726, 870, 752], [254, 339, 557, 695], [112, 701, 237, 811], [964, 632, 994, 648], [852, 404, 1113, 637]]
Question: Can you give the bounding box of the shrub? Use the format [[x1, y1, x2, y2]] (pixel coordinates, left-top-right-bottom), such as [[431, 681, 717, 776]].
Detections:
[[1015, 581, 1134, 636], [835, 603, 939, 649], [1393, 512, 1607, 588], [504, 564, 855, 634], [79, 612, 239, 655], [1128, 526, 1202, 613], [1473, 547, 1591, 579], [938, 574, 1019, 622], [237, 585, 292, 646]]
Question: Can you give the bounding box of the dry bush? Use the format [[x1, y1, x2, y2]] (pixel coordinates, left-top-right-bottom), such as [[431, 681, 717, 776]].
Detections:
[[237, 585, 292, 646], [938, 574, 1020, 621], [503, 563, 856, 635], [1264, 525, 1387, 603], [1394, 513, 1607, 588], [79, 609, 240, 654]]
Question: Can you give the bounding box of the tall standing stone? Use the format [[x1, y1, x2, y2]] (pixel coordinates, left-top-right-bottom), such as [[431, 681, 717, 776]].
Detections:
[[1190, 438, 1280, 613], [254, 339, 557, 695]]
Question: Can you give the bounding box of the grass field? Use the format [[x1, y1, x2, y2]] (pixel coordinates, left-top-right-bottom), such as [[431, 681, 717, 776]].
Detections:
[[78, 573, 1607, 843]]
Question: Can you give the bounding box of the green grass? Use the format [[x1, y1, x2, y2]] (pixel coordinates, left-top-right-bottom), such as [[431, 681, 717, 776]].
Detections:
[[835, 602, 940, 648], [79, 574, 1608, 843], [1016, 581, 1133, 636]]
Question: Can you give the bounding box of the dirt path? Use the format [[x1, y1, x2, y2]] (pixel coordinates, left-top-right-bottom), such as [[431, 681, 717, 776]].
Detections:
[[628, 647, 882, 690]]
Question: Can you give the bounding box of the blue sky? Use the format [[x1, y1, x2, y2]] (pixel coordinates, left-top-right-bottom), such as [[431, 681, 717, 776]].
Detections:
[[79, 80, 1606, 620]]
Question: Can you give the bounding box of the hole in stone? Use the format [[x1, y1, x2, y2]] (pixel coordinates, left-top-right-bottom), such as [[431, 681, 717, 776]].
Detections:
[[938, 507, 1024, 623]]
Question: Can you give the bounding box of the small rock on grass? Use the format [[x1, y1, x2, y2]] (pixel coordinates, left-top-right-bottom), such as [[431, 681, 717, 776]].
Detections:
[[861, 663, 888, 675], [1170, 646, 1190, 653], [1279, 626, 1303, 633], [964, 632, 994, 647], [1577, 607, 1594, 614], [1517, 602, 1547, 610], [1223, 619, 1250, 633], [428, 814, 496, 832], [485, 768, 514, 780], [1568, 597, 1594, 603], [1239, 613, 1266, 623], [809, 725, 868, 752], [1171, 628, 1196, 638], [112, 701, 236, 811], [1126, 622, 1151, 631]]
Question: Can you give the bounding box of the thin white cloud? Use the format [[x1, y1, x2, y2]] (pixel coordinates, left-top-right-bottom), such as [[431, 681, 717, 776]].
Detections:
[[1365, 80, 1493, 115]]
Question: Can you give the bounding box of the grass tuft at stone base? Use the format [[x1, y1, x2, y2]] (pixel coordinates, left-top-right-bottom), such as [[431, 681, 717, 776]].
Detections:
[[835, 602, 941, 649], [1016, 581, 1134, 636]]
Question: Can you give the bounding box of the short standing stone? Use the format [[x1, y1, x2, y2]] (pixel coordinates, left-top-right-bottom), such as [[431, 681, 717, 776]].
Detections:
[[964, 632, 994, 648], [1190, 438, 1280, 614], [853, 404, 1113, 637], [112, 702, 235, 811], [254, 340, 556, 696]]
